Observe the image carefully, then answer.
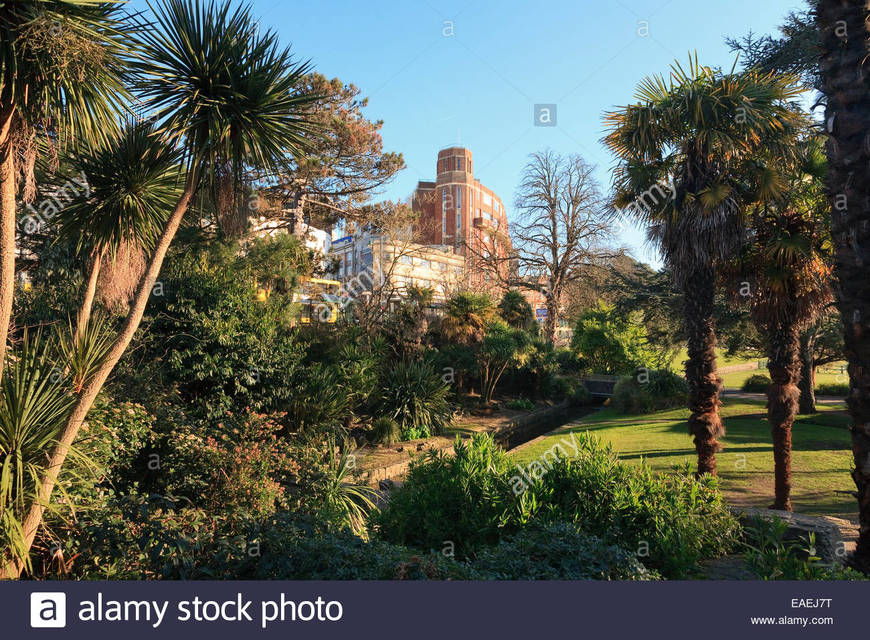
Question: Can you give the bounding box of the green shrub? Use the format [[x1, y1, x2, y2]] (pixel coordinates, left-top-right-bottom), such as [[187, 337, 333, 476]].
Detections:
[[555, 348, 584, 372], [611, 369, 687, 414], [570, 383, 592, 407], [743, 516, 866, 581], [523, 436, 739, 578], [507, 397, 535, 411], [162, 412, 300, 519], [742, 373, 771, 392], [127, 258, 307, 418], [465, 522, 655, 580], [61, 500, 460, 580], [375, 433, 737, 577], [373, 360, 453, 440], [815, 382, 849, 396], [371, 416, 401, 445], [542, 375, 578, 401], [373, 434, 511, 555], [282, 363, 351, 434]]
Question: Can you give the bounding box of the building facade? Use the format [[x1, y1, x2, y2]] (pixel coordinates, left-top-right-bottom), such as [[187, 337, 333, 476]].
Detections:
[[329, 226, 466, 304], [412, 146, 511, 290]]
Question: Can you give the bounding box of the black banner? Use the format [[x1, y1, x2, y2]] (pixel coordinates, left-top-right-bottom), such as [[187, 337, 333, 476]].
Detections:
[[4, 580, 865, 638]]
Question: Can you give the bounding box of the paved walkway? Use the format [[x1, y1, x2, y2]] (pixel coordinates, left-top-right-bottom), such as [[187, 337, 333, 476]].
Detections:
[[721, 389, 844, 405]]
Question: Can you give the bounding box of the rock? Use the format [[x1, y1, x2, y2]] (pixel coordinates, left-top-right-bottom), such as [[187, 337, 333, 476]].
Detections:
[[378, 479, 395, 491], [732, 507, 858, 564]]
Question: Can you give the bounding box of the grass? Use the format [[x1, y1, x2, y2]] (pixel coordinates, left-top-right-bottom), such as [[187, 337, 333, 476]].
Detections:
[[511, 397, 858, 521], [719, 365, 849, 390], [671, 348, 849, 391]]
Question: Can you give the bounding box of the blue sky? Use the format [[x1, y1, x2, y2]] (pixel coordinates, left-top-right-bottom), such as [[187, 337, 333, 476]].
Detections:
[[129, 0, 808, 267]]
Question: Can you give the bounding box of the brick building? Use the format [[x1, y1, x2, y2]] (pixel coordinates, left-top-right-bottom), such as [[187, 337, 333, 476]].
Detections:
[[412, 146, 512, 290]]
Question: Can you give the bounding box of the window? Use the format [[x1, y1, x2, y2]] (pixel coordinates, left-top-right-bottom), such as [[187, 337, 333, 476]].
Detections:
[[457, 157, 463, 171], [400, 255, 412, 265], [456, 212, 462, 233], [456, 186, 462, 210], [442, 188, 448, 211], [477, 207, 482, 218], [442, 212, 447, 237], [417, 259, 430, 270], [483, 193, 492, 206]]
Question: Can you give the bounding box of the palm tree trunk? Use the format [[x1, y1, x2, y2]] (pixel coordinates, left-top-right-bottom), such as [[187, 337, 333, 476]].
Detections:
[[818, 0, 870, 572], [683, 265, 724, 475], [74, 248, 104, 344], [798, 331, 817, 414], [0, 105, 17, 382], [1, 169, 200, 579], [766, 322, 801, 511]]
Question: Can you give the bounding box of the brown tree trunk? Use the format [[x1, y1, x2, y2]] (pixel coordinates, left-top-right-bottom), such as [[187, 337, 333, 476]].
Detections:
[[818, 0, 870, 572], [683, 265, 724, 475], [544, 291, 558, 344], [74, 248, 104, 345], [1, 169, 200, 579], [0, 105, 17, 381], [766, 323, 801, 511], [798, 331, 817, 414]]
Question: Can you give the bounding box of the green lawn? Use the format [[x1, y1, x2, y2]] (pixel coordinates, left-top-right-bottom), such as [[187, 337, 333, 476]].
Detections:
[[511, 397, 858, 521], [671, 349, 849, 390], [719, 364, 849, 390]]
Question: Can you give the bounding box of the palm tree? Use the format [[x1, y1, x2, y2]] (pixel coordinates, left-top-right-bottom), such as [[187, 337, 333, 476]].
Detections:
[[0, 1, 129, 380], [817, 0, 870, 571], [604, 56, 802, 475], [739, 138, 832, 510], [60, 120, 182, 343], [439, 291, 496, 346], [3, 0, 316, 578], [498, 290, 535, 331]]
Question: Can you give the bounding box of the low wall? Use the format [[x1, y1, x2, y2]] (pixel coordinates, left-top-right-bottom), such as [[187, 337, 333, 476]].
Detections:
[[361, 401, 582, 486]]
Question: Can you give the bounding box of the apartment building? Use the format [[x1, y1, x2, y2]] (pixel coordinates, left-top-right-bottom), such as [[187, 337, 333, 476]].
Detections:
[[412, 146, 512, 290]]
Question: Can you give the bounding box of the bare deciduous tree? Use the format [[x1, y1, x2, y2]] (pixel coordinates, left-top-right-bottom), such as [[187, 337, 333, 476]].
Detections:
[[470, 150, 618, 343]]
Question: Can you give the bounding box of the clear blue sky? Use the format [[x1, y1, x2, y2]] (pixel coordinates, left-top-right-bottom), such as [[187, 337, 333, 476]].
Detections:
[[129, 0, 808, 267]]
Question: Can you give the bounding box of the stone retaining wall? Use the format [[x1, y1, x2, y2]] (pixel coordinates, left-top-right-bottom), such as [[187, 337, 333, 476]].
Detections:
[[361, 401, 580, 486]]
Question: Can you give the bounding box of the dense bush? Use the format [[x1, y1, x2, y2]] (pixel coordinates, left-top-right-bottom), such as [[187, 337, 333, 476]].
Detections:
[[815, 382, 849, 396], [466, 522, 654, 580], [373, 435, 511, 555], [570, 383, 592, 407], [611, 369, 688, 414], [742, 373, 772, 392], [542, 374, 578, 401], [507, 397, 535, 411], [372, 360, 453, 440], [374, 433, 738, 577], [126, 255, 307, 418], [743, 517, 866, 581], [161, 412, 300, 519], [526, 437, 738, 577], [571, 302, 657, 374], [370, 416, 401, 445]]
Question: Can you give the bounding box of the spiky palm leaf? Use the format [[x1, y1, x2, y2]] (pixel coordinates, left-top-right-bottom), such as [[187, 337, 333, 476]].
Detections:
[[0, 332, 75, 570], [134, 0, 318, 186], [0, 1, 131, 157], [59, 120, 183, 258], [321, 437, 378, 537]]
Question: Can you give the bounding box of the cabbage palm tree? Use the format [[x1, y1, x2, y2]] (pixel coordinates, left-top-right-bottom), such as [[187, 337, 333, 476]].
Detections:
[[817, 0, 870, 571], [604, 56, 802, 475], [740, 138, 832, 510], [60, 120, 182, 343], [439, 291, 496, 346], [4, 0, 316, 578], [0, 1, 129, 380]]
